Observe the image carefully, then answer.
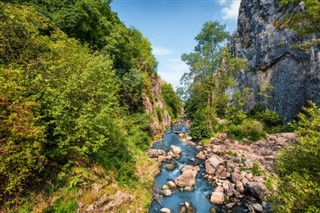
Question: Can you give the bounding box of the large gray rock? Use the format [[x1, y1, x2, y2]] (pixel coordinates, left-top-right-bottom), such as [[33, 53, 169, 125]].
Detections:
[[205, 155, 224, 175], [229, 0, 320, 122]]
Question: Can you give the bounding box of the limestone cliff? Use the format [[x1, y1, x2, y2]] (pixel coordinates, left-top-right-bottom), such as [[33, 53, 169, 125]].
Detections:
[[229, 0, 320, 121], [143, 74, 171, 137]]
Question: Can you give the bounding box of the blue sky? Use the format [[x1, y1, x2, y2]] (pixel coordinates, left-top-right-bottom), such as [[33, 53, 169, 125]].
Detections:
[[111, 0, 241, 88]]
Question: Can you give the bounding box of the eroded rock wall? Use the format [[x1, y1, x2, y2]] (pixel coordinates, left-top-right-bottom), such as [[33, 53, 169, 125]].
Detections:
[[229, 0, 320, 121]]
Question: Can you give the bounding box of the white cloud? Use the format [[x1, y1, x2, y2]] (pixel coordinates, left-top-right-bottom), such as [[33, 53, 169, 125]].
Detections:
[[152, 46, 174, 56], [157, 59, 189, 88], [221, 1, 241, 20], [218, 0, 227, 5]]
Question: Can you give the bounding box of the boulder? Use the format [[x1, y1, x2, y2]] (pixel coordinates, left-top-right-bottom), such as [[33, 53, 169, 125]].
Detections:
[[210, 191, 225, 204], [246, 182, 270, 200], [205, 155, 224, 175], [171, 145, 182, 155], [175, 166, 200, 187]]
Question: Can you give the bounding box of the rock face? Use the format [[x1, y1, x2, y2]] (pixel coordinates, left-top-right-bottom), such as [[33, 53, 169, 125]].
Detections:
[[229, 0, 320, 121], [143, 76, 171, 135]]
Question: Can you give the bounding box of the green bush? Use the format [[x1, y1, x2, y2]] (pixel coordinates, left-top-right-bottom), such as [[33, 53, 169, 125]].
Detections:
[[276, 101, 320, 212], [228, 119, 266, 142], [250, 108, 283, 133], [43, 197, 77, 213]]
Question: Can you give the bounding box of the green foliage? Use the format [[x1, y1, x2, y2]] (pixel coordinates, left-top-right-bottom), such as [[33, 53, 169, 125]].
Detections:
[[43, 197, 77, 213], [276, 101, 320, 212], [249, 108, 284, 133], [227, 88, 250, 125], [252, 162, 261, 176], [228, 119, 266, 143], [279, 0, 320, 36], [0, 1, 159, 207], [181, 21, 247, 137], [161, 82, 181, 120], [190, 110, 211, 140]]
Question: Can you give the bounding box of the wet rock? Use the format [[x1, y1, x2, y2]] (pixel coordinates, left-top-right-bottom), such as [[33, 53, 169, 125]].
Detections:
[[166, 163, 176, 171], [167, 181, 176, 189], [252, 203, 263, 212], [180, 201, 196, 213], [171, 145, 182, 155], [161, 189, 172, 196], [175, 165, 200, 187], [205, 154, 224, 175], [184, 186, 195, 192], [160, 207, 171, 213]]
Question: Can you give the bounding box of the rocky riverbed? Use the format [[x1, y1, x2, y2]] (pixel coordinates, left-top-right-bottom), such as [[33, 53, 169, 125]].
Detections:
[[147, 126, 296, 213]]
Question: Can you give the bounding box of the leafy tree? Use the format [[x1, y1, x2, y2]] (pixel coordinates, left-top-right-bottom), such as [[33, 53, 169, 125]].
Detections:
[[181, 21, 230, 130], [276, 101, 320, 212]]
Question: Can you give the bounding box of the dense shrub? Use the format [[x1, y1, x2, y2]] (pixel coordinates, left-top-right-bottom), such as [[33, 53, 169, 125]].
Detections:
[[276, 101, 320, 212], [228, 119, 266, 142]]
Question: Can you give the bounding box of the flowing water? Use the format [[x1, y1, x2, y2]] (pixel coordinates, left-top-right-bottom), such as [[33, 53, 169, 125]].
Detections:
[[149, 125, 224, 212]]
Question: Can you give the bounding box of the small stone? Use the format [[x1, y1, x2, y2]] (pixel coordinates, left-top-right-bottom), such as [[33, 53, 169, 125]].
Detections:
[[86, 204, 94, 212], [226, 203, 235, 209], [252, 203, 263, 212], [235, 181, 245, 193], [196, 152, 206, 160], [166, 163, 176, 171], [167, 181, 176, 189], [163, 184, 169, 190], [231, 172, 242, 182], [161, 189, 172, 196], [160, 207, 171, 213], [184, 186, 195, 192]]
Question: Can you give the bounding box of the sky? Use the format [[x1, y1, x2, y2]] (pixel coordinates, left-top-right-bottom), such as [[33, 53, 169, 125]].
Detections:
[[111, 0, 241, 88]]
